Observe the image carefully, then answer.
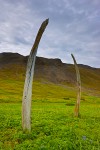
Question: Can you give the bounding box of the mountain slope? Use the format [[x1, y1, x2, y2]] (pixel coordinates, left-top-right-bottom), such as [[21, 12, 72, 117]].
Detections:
[[0, 52, 100, 96]]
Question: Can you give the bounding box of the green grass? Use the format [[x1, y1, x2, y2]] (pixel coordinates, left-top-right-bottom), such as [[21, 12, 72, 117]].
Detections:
[[0, 79, 100, 149], [0, 102, 100, 150]]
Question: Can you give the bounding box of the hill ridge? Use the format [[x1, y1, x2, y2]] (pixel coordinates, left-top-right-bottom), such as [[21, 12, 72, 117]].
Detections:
[[0, 52, 100, 95], [0, 52, 100, 69]]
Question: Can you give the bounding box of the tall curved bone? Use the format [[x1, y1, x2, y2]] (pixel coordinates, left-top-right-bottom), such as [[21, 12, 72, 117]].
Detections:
[[22, 19, 49, 132], [71, 54, 81, 117]]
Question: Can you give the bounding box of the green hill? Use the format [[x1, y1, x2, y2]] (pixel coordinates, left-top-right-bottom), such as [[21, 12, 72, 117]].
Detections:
[[0, 52, 100, 103], [0, 52, 100, 149]]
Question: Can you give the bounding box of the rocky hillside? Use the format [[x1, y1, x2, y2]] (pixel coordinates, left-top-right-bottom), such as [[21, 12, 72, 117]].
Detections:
[[0, 52, 100, 94]]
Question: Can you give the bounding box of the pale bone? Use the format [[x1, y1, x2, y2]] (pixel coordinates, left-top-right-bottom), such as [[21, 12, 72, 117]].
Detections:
[[71, 54, 81, 117], [22, 19, 49, 132]]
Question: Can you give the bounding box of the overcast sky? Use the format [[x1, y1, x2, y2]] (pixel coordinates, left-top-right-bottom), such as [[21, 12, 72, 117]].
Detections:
[[0, 0, 100, 67]]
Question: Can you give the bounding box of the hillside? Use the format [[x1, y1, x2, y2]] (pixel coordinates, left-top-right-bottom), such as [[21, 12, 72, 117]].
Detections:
[[0, 52, 100, 97]]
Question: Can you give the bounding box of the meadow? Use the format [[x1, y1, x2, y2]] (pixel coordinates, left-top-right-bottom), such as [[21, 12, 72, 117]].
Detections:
[[0, 79, 100, 150]]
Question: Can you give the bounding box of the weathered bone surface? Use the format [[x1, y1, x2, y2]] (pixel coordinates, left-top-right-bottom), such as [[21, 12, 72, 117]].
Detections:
[[71, 54, 81, 117], [22, 19, 49, 132]]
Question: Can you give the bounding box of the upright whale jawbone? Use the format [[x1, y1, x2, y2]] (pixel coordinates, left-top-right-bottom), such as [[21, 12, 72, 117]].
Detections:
[[71, 54, 81, 117], [22, 19, 49, 132]]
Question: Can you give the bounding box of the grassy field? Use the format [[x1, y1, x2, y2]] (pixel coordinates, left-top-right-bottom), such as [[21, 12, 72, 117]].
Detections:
[[0, 79, 100, 149]]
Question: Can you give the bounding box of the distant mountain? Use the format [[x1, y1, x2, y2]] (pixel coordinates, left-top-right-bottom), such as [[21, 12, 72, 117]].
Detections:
[[0, 52, 100, 94], [0, 52, 26, 66]]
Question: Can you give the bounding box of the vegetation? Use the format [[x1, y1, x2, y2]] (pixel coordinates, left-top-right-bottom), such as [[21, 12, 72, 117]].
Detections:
[[0, 78, 100, 149]]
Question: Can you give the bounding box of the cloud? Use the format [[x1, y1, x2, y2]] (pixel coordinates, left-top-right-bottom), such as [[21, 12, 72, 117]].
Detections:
[[0, 0, 100, 68]]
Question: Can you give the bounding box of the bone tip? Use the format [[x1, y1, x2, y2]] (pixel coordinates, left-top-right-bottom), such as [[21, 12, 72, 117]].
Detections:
[[44, 18, 49, 25], [71, 53, 73, 57], [46, 18, 49, 22]]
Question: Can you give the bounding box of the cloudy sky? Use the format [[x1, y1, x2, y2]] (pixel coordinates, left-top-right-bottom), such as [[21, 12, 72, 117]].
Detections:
[[0, 0, 100, 67]]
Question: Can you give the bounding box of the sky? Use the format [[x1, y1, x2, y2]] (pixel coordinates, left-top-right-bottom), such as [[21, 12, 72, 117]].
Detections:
[[0, 0, 100, 68]]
